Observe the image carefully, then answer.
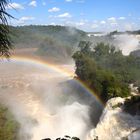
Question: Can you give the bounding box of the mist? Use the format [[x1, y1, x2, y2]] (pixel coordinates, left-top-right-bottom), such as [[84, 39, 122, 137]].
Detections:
[[0, 60, 102, 140], [113, 34, 140, 55], [87, 33, 140, 56]]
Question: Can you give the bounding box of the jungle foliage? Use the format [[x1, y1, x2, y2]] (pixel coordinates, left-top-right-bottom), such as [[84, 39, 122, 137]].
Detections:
[[73, 41, 140, 102], [0, 105, 19, 140]]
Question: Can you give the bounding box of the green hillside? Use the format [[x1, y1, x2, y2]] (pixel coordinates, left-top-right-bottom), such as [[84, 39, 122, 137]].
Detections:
[[10, 25, 87, 62], [10, 25, 86, 47], [73, 41, 140, 102], [0, 105, 19, 140]]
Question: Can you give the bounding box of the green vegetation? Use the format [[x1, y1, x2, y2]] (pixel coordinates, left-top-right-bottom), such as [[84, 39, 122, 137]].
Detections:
[[0, 0, 13, 57], [0, 105, 19, 140], [108, 29, 140, 36], [73, 41, 140, 102], [126, 30, 140, 35], [10, 25, 86, 62], [10, 25, 86, 49], [37, 36, 73, 61]]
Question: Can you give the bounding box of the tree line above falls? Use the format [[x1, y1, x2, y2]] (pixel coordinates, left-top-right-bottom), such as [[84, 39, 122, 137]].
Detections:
[[73, 41, 140, 102], [9, 25, 87, 63], [8, 25, 140, 63], [10, 25, 86, 47]]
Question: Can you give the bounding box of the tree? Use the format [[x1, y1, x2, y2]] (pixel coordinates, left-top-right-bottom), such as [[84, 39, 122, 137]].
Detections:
[[94, 42, 110, 56], [0, 0, 13, 57], [73, 41, 131, 102]]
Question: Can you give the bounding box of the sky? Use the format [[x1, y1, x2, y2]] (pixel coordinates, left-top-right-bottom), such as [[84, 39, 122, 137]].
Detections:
[[7, 0, 140, 32]]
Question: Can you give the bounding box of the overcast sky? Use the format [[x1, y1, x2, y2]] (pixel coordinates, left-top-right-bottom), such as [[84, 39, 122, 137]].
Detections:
[[7, 0, 140, 32]]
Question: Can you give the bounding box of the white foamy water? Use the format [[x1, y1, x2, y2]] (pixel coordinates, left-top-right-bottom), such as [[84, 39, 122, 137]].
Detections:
[[0, 60, 102, 140], [88, 97, 140, 140], [1, 60, 139, 140], [114, 34, 140, 55]]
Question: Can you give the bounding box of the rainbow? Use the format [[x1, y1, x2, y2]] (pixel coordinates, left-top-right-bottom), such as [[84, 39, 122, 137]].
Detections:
[[9, 55, 104, 106]]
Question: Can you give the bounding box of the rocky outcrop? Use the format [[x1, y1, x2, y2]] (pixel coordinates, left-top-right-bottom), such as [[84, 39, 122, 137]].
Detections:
[[88, 97, 140, 140]]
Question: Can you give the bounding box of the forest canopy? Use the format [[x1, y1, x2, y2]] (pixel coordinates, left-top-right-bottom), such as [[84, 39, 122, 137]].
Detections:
[[0, 105, 19, 140], [73, 41, 140, 102]]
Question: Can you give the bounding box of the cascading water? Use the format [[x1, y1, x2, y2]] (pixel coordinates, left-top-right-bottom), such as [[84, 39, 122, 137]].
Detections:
[[88, 97, 140, 140], [0, 59, 139, 140], [0, 59, 102, 140]]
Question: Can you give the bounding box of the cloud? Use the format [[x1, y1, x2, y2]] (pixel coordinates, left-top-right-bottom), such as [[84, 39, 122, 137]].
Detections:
[[75, 22, 85, 26], [100, 20, 106, 24], [65, 0, 73, 2], [65, 0, 85, 3], [124, 23, 132, 30], [6, 2, 24, 10], [57, 12, 72, 18], [93, 20, 98, 23], [29, 0, 37, 7], [110, 22, 118, 26], [18, 16, 35, 24], [108, 17, 116, 22], [20, 16, 35, 21], [50, 22, 56, 25], [118, 17, 126, 20], [107, 17, 118, 26], [91, 24, 98, 29], [48, 7, 60, 12], [64, 19, 88, 28]]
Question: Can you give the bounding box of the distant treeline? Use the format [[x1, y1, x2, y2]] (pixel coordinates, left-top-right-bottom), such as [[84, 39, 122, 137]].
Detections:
[[9, 25, 87, 62], [73, 41, 140, 102], [126, 30, 140, 35], [108, 30, 140, 36], [10, 25, 86, 47]]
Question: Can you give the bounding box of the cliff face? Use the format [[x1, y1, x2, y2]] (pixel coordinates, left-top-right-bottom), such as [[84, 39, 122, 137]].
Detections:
[[88, 97, 140, 140]]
